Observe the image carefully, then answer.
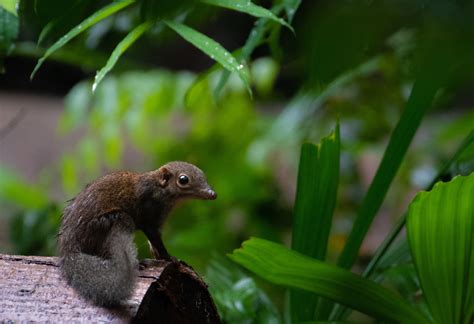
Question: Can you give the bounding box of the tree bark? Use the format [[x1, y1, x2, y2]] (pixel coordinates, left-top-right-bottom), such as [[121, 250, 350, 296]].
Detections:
[[0, 254, 220, 323]]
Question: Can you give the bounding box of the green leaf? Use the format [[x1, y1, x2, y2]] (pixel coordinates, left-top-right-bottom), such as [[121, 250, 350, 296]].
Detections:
[[407, 173, 474, 324], [31, 0, 135, 79], [282, 0, 301, 22], [202, 0, 293, 33], [0, 6, 19, 61], [268, 23, 282, 61], [213, 3, 284, 98], [337, 74, 441, 269], [38, 20, 57, 47], [291, 126, 340, 321], [229, 238, 428, 323], [292, 128, 340, 259], [92, 21, 151, 92], [0, 0, 18, 15], [164, 20, 252, 96]]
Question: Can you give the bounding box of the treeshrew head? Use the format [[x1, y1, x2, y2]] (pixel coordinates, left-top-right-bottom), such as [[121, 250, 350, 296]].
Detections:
[[156, 161, 217, 200]]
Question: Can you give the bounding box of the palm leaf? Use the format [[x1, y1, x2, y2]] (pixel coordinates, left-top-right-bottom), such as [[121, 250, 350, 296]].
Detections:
[[407, 173, 474, 324], [229, 237, 429, 323], [291, 126, 340, 321]]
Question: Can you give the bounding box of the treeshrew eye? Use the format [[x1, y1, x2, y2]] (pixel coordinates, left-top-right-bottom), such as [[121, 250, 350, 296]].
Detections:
[[178, 175, 189, 186]]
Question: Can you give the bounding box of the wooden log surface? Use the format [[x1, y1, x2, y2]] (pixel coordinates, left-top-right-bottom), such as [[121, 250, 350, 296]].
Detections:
[[0, 254, 220, 323]]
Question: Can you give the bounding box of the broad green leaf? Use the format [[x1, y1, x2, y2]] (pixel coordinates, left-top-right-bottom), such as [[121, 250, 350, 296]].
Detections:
[[31, 0, 135, 79], [92, 21, 151, 92], [407, 173, 474, 324], [337, 75, 441, 269], [291, 126, 340, 321], [0, 6, 18, 61], [0, 167, 48, 209], [229, 238, 428, 323], [165, 20, 251, 96], [202, 0, 293, 33]]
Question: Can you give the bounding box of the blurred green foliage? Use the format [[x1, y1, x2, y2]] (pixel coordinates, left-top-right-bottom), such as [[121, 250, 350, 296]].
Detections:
[[10, 204, 60, 256], [0, 0, 473, 322], [205, 254, 280, 323]]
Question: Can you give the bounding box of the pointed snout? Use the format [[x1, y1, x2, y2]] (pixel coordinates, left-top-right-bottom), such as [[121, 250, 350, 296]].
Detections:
[[200, 188, 217, 200]]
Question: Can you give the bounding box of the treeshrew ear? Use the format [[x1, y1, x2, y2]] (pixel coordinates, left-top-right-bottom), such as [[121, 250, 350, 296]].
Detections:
[[158, 167, 172, 187]]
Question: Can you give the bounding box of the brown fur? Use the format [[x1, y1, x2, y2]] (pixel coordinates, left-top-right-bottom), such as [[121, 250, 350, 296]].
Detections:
[[58, 161, 216, 306]]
